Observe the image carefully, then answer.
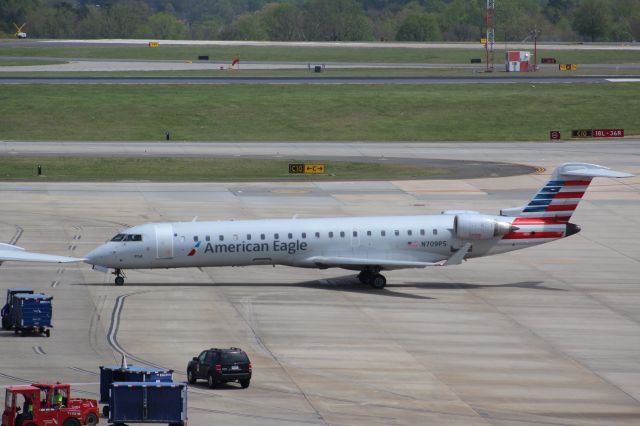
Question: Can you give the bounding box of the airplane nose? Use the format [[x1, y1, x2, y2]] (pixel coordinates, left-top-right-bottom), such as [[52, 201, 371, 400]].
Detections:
[[85, 244, 110, 266]]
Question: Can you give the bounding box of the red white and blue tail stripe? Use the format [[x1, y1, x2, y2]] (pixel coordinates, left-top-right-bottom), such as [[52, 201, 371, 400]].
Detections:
[[519, 177, 592, 223], [500, 163, 633, 242]]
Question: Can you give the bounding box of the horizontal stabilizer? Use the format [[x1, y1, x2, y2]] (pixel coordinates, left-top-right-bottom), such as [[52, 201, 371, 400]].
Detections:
[[558, 163, 634, 179]]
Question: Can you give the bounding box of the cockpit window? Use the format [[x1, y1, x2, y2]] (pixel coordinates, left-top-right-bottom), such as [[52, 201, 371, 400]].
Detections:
[[124, 234, 143, 242], [111, 234, 125, 242]]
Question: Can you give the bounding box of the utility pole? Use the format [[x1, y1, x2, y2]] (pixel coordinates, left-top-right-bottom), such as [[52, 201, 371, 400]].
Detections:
[[485, 0, 495, 72], [531, 26, 541, 71]]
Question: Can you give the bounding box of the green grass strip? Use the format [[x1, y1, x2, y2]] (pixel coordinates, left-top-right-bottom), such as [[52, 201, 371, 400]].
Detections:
[[0, 157, 448, 181], [0, 84, 637, 141]]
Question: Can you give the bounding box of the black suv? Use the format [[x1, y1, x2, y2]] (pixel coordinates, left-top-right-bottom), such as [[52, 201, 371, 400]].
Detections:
[[187, 347, 252, 388]]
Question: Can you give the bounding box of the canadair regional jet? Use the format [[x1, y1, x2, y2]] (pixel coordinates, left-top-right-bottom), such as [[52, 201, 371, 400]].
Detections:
[[74, 163, 631, 289]]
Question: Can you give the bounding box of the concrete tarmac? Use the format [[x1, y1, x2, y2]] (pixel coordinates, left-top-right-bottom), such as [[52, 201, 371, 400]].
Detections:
[[0, 142, 639, 425]]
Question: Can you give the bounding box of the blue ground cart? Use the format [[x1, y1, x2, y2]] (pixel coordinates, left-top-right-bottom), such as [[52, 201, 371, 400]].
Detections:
[[99, 364, 173, 417], [109, 381, 187, 426], [4, 292, 52, 336], [1, 288, 34, 330]]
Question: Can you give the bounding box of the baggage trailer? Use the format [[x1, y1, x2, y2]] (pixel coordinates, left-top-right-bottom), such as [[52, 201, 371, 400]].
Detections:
[[99, 365, 173, 417], [12, 294, 52, 337], [109, 382, 187, 426], [1, 382, 100, 426], [1, 289, 34, 330]]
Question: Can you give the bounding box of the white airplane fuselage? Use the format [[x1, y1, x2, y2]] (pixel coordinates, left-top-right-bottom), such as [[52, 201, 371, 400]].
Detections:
[[85, 213, 552, 270]]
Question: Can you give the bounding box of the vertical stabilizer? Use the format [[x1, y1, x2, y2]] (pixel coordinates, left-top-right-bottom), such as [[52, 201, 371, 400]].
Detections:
[[502, 163, 633, 222], [499, 163, 633, 243]]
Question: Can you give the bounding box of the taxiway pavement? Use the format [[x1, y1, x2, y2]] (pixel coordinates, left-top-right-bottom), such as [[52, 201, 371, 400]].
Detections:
[[0, 142, 638, 425]]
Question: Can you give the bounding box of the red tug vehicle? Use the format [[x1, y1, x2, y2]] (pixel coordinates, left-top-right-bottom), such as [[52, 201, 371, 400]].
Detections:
[[2, 383, 99, 426]]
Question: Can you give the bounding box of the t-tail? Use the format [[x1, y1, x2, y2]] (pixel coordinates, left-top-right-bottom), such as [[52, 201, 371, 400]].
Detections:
[[499, 163, 633, 245]]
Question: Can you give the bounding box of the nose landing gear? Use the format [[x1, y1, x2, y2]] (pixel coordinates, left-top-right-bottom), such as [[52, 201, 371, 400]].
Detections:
[[112, 269, 126, 286], [357, 267, 386, 290]]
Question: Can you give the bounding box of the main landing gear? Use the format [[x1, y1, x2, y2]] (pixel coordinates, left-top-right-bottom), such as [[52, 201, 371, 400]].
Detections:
[[358, 268, 386, 290], [112, 268, 126, 286]]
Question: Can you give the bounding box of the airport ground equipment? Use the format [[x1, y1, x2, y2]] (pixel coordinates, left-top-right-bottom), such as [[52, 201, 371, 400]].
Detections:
[[1, 289, 34, 330], [1, 382, 100, 426], [99, 365, 173, 417], [108, 382, 187, 426], [13, 23, 27, 39], [4, 293, 52, 337]]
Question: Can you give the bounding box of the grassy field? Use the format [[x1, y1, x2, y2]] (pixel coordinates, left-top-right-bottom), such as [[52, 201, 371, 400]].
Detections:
[[0, 157, 448, 181], [0, 59, 66, 66], [0, 84, 638, 141], [1, 43, 639, 64]]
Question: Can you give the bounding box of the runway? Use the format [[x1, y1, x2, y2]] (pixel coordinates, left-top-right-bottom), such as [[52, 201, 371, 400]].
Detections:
[[2, 57, 639, 73], [0, 142, 639, 425], [1, 75, 634, 85]]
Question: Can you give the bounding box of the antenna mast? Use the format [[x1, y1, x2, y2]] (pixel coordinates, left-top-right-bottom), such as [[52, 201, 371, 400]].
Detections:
[[485, 0, 495, 71]]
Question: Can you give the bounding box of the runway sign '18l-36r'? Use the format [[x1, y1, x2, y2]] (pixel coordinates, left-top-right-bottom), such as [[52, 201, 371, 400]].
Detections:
[[572, 129, 624, 138], [592, 129, 624, 138]]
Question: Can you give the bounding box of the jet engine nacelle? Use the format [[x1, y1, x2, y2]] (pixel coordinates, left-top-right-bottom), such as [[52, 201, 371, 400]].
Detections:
[[454, 214, 514, 240]]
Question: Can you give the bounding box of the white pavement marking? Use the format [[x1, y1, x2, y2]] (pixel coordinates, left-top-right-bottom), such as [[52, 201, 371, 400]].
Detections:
[[606, 78, 640, 82]]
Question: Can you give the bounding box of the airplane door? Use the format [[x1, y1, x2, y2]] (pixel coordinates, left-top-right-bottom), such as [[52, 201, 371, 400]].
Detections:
[[155, 224, 174, 259]]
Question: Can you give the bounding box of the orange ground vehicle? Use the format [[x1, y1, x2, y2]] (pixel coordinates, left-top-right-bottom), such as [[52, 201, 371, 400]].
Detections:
[[2, 383, 99, 426]]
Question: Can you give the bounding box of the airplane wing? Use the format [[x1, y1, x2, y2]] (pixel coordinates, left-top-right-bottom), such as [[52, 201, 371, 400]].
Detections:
[[306, 256, 445, 270], [0, 243, 84, 264], [307, 244, 473, 270]]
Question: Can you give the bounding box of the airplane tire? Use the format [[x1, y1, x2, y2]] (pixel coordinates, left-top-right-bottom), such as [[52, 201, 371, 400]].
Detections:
[[370, 274, 386, 290], [115, 276, 125, 286]]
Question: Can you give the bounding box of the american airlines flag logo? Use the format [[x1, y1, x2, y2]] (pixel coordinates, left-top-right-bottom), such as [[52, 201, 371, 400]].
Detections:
[[188, 241, 201, 256]]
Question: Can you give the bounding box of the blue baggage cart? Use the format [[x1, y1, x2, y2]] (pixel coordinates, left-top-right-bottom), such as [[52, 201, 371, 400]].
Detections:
[[12, 293, 52, 336], [109, 381, 187, 426], [99, 364, 173, 416], [1, 288, 34, 330]]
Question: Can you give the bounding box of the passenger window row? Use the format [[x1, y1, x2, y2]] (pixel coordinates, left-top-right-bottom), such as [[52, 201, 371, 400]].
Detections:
[[190, 228, 438, 242]]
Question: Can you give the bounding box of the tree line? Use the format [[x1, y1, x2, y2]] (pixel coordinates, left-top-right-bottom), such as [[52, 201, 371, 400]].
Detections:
[[1, 0, 638, 43]]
